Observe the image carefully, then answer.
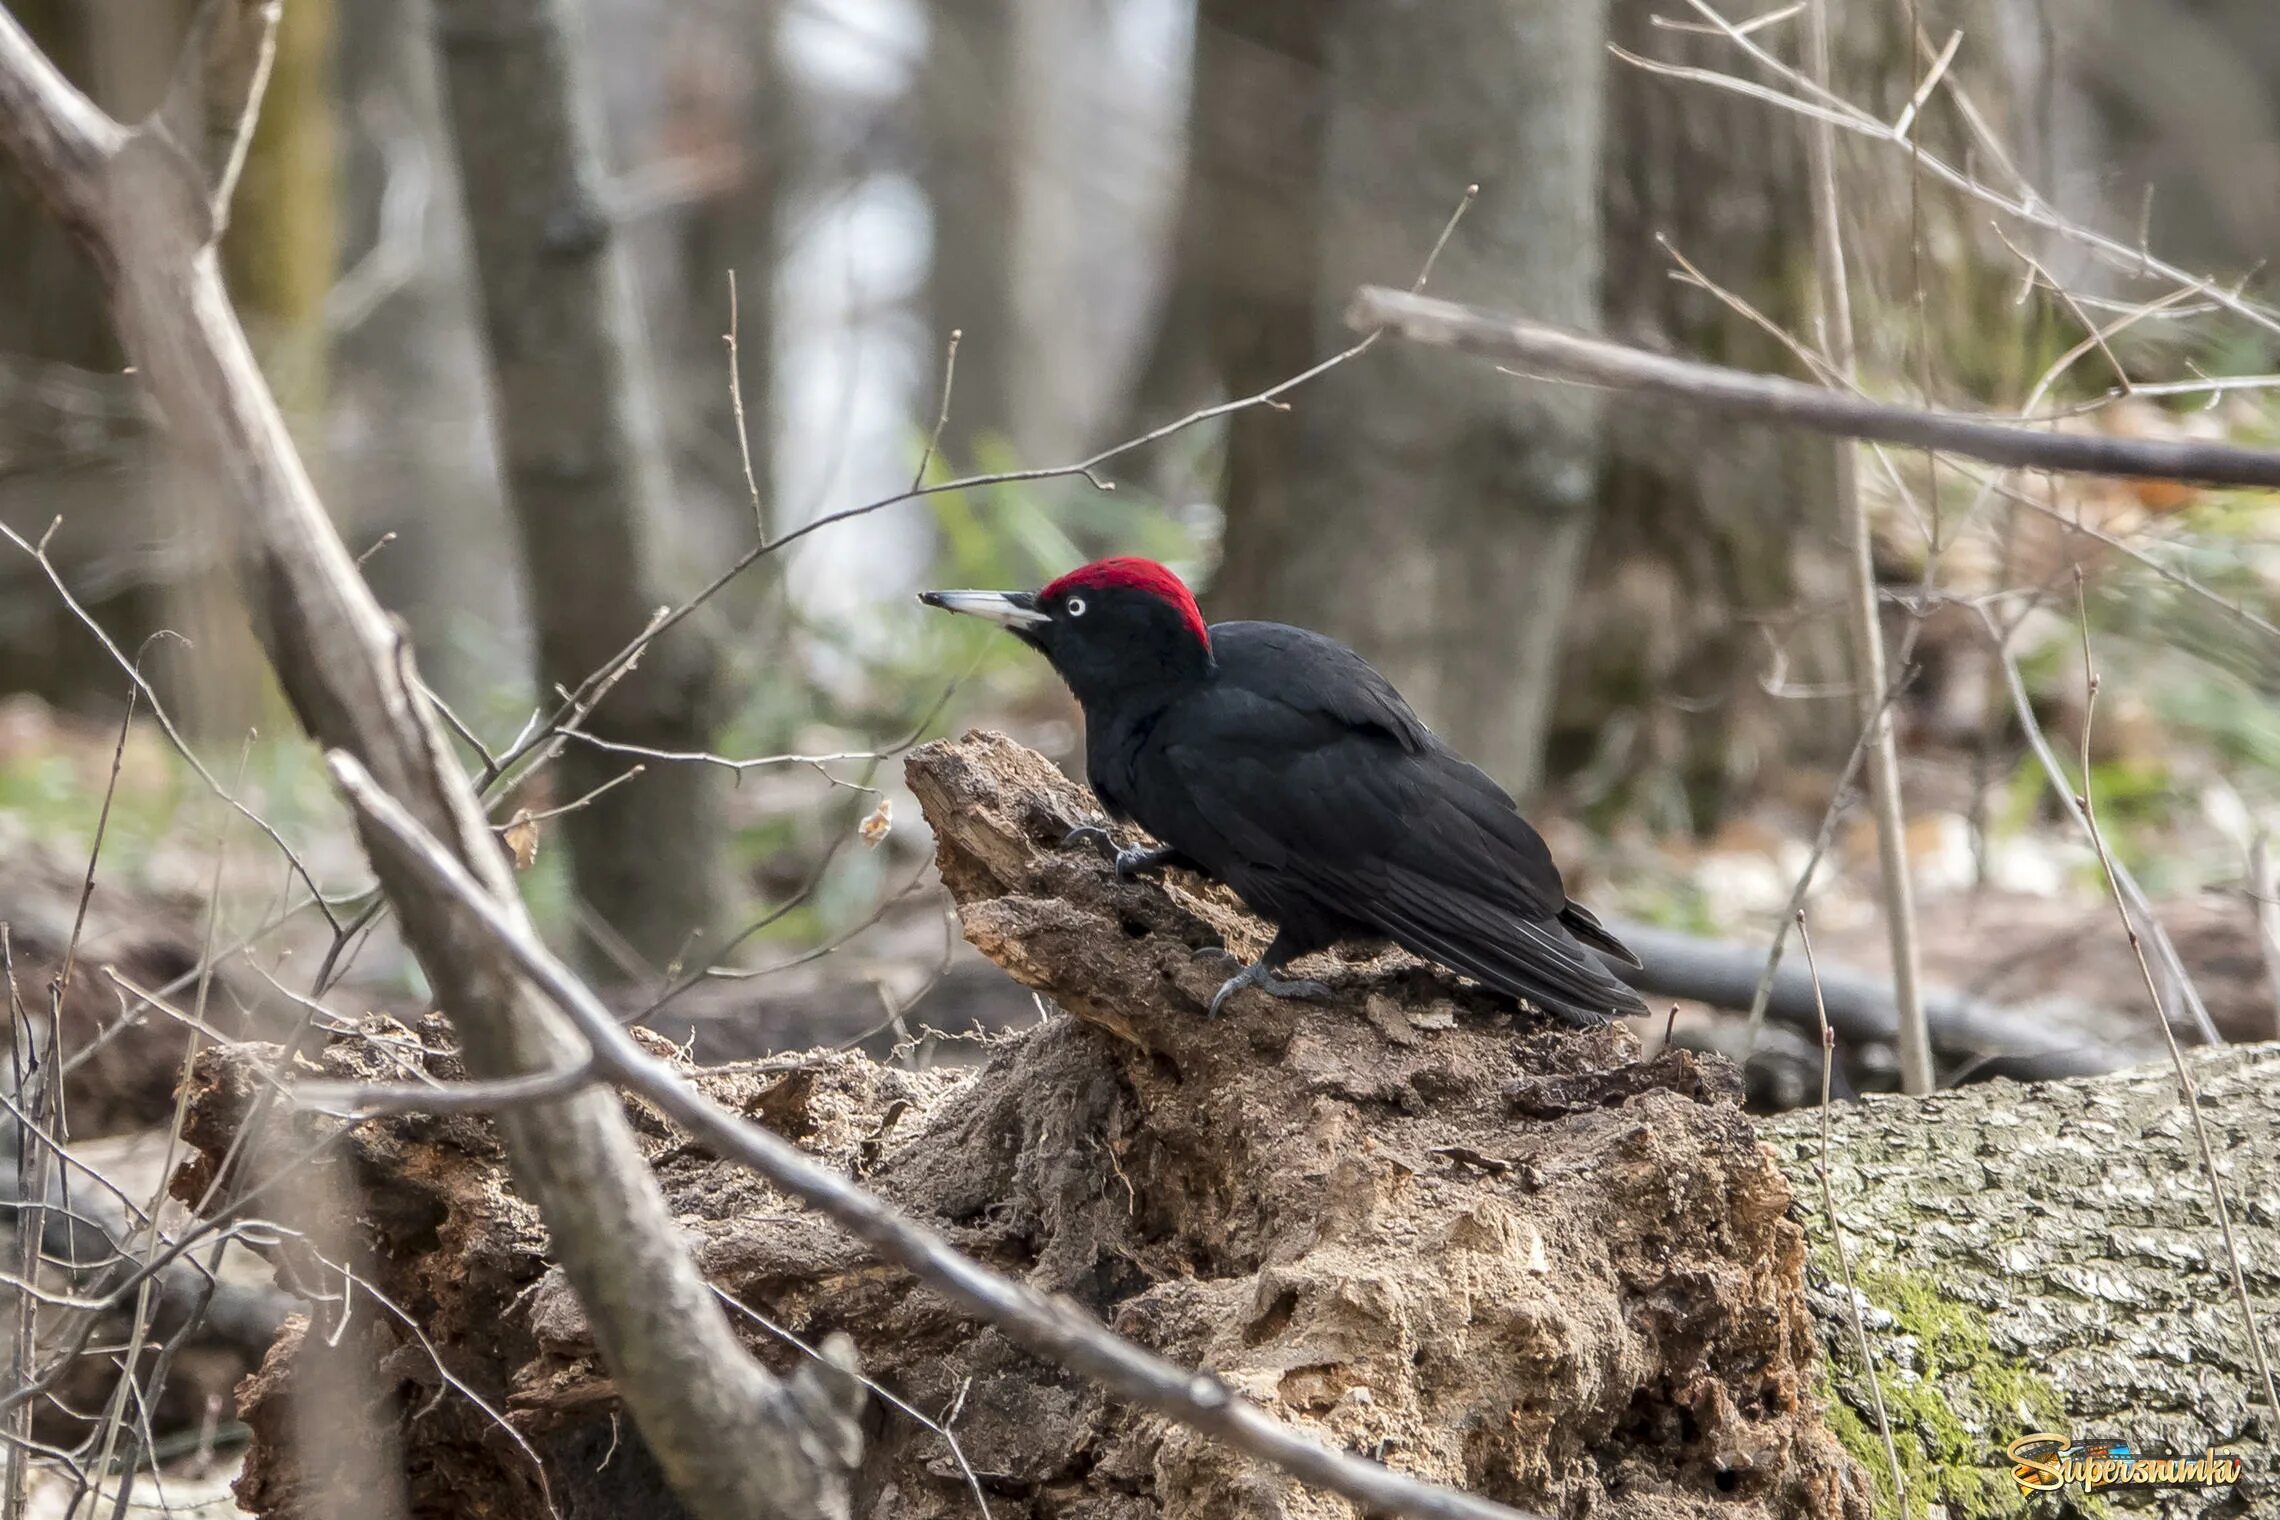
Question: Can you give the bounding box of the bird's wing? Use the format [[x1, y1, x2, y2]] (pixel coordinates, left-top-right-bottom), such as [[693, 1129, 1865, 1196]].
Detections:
[[1151, 696, 1643, 1021], [1207, 622, 1431, 753]]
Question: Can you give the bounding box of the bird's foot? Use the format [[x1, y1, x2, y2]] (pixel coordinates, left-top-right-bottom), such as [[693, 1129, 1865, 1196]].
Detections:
[[1063, 826, 1178, 881], [1207, 958, 1333, 1018], [1062, 824, 1117, 859]]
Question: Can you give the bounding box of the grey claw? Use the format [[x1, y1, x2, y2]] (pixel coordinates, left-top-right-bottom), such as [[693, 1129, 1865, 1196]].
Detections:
[[1111, 847, 1159, 880], [1206, 962, 1334, 1018], [1062, 824, 1116, 860]]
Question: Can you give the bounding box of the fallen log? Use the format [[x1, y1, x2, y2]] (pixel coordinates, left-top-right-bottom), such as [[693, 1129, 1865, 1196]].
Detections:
[[1763, 1045, 2278, 1519], [174, 733, 2273, 1518], [1611, 920, 2151, 1083]]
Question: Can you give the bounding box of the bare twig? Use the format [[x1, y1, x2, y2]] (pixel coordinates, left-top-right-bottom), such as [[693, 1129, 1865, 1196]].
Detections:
[[726, 269, 764, 535], [0, 522, 346, 926], [1742, 663, 1913, 1043], [1973, 605, 2224, 1045], [1796, 914, 1906, 1511], [2070, 579, 2280, 1426], [3, 926, 33, 1520], [154, 0, 280, 220], [2251, 833, 2280, 1042], [485, 186, 1484, 796], [1625, 0, 2280, 341], [910, 327, 962, 492], [292, 1061, 599, 1118], [496, 764, 645, 829], [565, 732, 886, 780], [709, 1288, 995, 1520], [1889, 28, 1959, 141], [1347, 288, 2280, 489], [1798, 0, 1930, 1096]]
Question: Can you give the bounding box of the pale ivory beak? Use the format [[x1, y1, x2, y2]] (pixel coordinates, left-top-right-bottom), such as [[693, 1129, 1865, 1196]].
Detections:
[[917, 589, 1052, 629]]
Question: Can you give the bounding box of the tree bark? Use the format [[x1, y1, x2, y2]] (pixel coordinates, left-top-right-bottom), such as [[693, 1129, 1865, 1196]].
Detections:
[[182, 729, 1874, 1520], [1762, 1045, 2280, 1519], [180, 732, 2280, 1519], [1573, 0, 2059, 824], [670, 0, 785, 552], [1143, 0, 1326, 581], [426, 0, 732, 975], [331, 0, 528, 708], [920, 0, 1023, 468], [1211, 0, 1609, 795]]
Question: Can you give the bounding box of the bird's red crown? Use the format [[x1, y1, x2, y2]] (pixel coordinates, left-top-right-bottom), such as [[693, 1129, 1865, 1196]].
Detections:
[[1042, 557, 1210, 649]]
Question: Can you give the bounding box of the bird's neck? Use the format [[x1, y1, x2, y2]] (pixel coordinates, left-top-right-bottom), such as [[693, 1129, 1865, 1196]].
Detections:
[[1054, 642, 1214, 717], [1070, 674, 1186, 726]]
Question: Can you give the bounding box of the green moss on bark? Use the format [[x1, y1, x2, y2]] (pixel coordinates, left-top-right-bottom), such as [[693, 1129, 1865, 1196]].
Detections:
[[1815, 1251, 2078, 1520]]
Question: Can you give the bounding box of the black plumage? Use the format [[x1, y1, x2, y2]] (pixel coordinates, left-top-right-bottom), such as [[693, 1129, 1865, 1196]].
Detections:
[[920, 558, 1647, 1025]]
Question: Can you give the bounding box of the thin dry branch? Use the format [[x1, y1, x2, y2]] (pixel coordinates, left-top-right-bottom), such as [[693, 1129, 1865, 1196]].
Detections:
[[1347, 288, 2280, 489], [1801, 0, 1930, 1096], [2071, 582, 2280, 1427], [153, 0, 280, 220], [1972, 605, 2225, 1048], [478, 185, 1483, 801], [1631, 0, 2280, 342], [1795, 915, 1905, 1511]]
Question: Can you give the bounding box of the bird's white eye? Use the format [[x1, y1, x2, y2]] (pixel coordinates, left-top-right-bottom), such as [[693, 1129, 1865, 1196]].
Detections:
[[1065, 596, 1088, 617]]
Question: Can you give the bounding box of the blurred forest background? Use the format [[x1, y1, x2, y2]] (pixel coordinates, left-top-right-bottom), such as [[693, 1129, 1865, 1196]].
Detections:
[[7, 1, 2280, 1514], [6, 0, 2280, 1097]]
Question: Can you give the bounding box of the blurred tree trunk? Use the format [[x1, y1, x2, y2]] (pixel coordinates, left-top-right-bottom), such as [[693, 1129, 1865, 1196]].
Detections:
[[331, 0, 528, 708], [0, 0, 334, 736], [670, 0, 786, 616], [1563, 0, 1853, 829], [0, 0, 145, 711], [1564, 0, 2048, 830], [1147, 0, 1325, 572], [428, 0, 732, 977], [2036, 0, 2280, 278], [1216, 0, 1611, 795], [1152, 0, 2047, 823], [920, 0, 1022, 468]]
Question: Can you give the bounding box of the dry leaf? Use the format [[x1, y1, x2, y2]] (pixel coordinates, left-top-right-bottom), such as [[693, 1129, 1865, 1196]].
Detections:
[[503, 809, 541, 870], [858, 798, 892, 847]]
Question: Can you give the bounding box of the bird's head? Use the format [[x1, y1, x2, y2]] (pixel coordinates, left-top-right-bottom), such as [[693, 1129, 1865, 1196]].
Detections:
[[920, 557, 1214, 707]]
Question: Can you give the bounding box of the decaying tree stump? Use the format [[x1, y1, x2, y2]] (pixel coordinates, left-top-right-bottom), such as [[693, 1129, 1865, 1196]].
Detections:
[[177, 731, 1888, 1517]]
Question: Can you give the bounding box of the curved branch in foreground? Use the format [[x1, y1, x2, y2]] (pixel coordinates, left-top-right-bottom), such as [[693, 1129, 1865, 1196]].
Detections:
[[1348, 287, 2280, 490], [0, 10, 858, 1517]]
